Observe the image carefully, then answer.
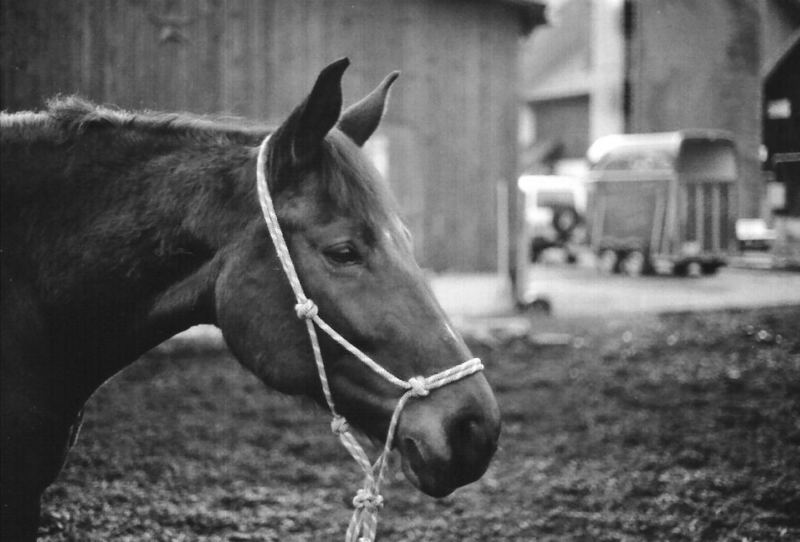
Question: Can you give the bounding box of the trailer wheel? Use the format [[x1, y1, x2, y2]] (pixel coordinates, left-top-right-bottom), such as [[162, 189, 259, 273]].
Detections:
[[673, 262, 689, 277], [674, 261, 702, 277], [597, 249, 619, 274], [621, 250, 648, 276]]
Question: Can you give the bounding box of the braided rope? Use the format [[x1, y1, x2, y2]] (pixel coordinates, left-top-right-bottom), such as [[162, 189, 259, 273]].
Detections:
[[256, 134, 483, 542]]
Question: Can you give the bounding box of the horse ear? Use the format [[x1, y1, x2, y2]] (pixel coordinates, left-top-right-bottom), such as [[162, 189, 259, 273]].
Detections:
[[271, 58, 349, 172], [337, 71, 399, 146]]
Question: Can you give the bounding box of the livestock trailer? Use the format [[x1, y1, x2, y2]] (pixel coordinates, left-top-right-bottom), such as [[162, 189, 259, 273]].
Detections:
[[771, 153, 800, 269], [518, 175, 588, 263], [586, 130, 738, 276]]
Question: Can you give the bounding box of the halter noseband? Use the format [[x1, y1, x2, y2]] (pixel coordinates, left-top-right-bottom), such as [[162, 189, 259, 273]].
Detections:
[[255, 134, 484, 542]]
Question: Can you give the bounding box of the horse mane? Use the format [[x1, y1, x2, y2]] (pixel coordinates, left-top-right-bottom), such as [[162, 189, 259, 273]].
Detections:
[[1, 96, 272, 146], [2, 97, 402, 239]]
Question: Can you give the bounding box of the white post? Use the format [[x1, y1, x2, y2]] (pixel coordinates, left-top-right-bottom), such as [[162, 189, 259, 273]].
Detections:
[[590, 0, 626, 142], [497, 180, 509, 279]]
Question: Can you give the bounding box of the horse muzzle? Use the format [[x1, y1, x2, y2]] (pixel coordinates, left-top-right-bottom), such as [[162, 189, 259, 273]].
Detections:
[[395, 373, 501, 497]]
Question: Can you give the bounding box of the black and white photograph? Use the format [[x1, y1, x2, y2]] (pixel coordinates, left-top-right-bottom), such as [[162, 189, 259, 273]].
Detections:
[[1, 1, 799, 540]]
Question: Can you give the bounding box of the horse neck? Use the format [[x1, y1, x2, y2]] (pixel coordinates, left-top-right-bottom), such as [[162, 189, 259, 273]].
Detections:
[[9, 127, 261, 386], [116, 134, 260, 326]]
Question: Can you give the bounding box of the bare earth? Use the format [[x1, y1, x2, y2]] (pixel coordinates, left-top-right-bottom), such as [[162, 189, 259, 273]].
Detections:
[[522, 265, 800, 317], [39, 306, 799, 541]]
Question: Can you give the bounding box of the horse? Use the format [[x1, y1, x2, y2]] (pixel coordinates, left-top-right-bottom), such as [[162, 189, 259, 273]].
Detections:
[[0, 58, 501, 540]]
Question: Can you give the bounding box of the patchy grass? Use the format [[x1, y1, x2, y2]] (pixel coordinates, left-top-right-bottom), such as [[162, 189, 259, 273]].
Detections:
[[40, 306, 800, 541]]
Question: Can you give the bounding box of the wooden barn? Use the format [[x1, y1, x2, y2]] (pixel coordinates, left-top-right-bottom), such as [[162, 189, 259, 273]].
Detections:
[[1, 0, 544, 273]]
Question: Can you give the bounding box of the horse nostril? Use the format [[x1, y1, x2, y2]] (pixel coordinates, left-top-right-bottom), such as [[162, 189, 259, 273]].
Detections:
[[453, 416, 479, 446]]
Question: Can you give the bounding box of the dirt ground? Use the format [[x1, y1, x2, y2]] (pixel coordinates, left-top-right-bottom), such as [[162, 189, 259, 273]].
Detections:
[[39, 306, 800, 541]]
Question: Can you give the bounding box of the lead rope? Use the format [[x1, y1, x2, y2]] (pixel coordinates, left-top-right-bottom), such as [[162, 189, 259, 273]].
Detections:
[[255, 135, 483, 542]]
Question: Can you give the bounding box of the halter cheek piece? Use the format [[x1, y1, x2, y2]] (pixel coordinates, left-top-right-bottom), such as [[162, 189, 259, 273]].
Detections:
[[256, 135, 483, 542]]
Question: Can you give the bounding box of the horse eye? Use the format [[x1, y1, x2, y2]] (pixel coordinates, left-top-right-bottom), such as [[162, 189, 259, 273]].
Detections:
[[323, 243, 362, 266]]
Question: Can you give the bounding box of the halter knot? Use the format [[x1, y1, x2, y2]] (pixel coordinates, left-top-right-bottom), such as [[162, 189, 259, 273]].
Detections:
[[353, 488, 384, 510], [295, 298, 319, 320], [407, 376, 430, 397], [331, 415, 350, 435]]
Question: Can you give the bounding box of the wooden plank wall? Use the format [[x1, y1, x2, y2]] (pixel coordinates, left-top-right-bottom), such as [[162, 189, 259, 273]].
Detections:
[[1, 0, 522, 272]]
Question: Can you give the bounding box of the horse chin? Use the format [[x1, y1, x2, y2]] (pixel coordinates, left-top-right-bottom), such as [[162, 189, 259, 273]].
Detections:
[[397, 436, 457, 498], [399, 455, 422, 490]]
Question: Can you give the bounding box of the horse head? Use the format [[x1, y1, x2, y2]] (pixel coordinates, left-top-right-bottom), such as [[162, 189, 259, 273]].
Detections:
[[215, 59, 500, 498]]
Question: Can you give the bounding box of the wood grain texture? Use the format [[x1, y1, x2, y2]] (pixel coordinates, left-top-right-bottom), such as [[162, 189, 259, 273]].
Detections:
[[1, 0, 526, 272]]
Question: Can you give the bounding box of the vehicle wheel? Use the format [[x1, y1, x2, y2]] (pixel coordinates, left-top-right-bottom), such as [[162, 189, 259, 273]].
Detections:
[[597, 249, 619, 274], [701, 263, 719, 276], [529, 297, 552, 314], [673, 262, 689, 277], [552, 207, 580, 238], [621, 250, 647, 277], [530, 238, 550, 263], [516, 296, 552, 314]]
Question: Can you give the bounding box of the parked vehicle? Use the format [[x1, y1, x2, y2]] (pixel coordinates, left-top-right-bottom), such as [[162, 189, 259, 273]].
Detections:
[[735, 218, 776, 251], [517, 175, 587, 263], [586, 130, 738, 276]]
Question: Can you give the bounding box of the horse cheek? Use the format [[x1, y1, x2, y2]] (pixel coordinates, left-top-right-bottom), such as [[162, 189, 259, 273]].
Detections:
[[214, 253, 317, 396]]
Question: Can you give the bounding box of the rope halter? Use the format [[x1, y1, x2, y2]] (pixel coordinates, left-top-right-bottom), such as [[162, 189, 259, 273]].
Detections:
[[255, 134, 484, 542]]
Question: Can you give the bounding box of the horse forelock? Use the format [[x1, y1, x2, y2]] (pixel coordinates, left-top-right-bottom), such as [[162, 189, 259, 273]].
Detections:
[[314, 130, 403, 242]]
